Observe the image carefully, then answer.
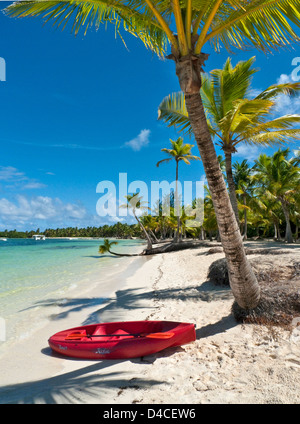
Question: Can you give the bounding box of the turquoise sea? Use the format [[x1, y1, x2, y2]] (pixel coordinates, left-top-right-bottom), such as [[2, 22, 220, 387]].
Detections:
[[0, 238, 144, 350]]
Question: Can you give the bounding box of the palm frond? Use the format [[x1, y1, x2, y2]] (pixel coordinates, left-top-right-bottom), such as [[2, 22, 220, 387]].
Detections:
[[237, 114, 300, 144], [205, 0, 300, 53], [157, 91, 191, 132], [5, 0, 169, 57], [255, 82, 300, 100], [210, 56, 258, 119], [156, 157, 173, 167], [246, 128, 300, 145], [219, 98, 274, 138]]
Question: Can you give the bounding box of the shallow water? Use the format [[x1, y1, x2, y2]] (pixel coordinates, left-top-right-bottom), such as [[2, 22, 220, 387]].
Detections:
[[0, 238, 144, 349]]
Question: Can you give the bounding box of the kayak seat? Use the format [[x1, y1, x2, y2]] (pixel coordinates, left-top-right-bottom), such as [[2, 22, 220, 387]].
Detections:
[[107, 329, 134, 341], [89, 328, 134, 341]]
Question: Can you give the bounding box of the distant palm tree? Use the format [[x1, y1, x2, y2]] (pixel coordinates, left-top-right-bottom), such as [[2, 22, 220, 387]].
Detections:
[[203, 185, 218, 241], [233, 160, 256, 239], [253, 148, 300, 243], [120, 193, 153, 250], [140, 215, 160, 243], [99, 238, 139, 256], [158, 57, 300, 224], [156, 137, 200, 242]]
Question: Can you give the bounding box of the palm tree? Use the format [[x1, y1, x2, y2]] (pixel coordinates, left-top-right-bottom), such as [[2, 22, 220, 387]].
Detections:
[[259, 195, 283, 240], [139, 214, 160, 243], [203, 185, 218, 241], [233, 159, 256, 239], [158, 57, 300, 224], [253, 148, 300, 243], [120, 192, 153, 250], [156, 137, 200, 242], [7, 0, 300, 309], [99, 238, 139, 256]]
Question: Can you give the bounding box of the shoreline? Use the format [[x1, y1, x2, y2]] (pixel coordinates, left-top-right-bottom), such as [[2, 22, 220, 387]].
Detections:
[[0, 243, 150, 400], [0, 239, 145, 357], [1, 240, 300, 404]]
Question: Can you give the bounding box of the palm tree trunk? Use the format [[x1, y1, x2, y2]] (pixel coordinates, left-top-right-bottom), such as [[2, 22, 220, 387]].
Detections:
[[150, 229, 159, 243], [175, 57, 260, 309], [273, 222, 277, 240], [224, 149, 240, 226], [279, 198, 293, 243], [243, 194, 248, 240], [134, 212, 153, 250], [174, 160, 180, 243], [275, 221, 282, 240], [109, 250, 140, 257]]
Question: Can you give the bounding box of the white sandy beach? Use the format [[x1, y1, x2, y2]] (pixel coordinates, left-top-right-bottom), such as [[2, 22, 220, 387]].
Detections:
[[0, 240, 300, 404]]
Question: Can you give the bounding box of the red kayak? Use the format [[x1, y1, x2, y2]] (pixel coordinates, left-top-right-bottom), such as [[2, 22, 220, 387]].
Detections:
[[48, 320, 196, 359]]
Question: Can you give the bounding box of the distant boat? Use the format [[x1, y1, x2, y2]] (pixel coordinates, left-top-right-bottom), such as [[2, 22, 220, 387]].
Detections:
[[32, 235, 46, 240], [0, 238, 7, 241]]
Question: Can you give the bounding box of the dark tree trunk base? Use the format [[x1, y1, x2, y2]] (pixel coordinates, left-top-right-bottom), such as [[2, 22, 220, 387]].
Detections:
[[142, 240, 215, 255]]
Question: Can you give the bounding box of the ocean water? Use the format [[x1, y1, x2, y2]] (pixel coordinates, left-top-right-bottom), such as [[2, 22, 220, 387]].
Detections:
[[0, 238, 144, 350]]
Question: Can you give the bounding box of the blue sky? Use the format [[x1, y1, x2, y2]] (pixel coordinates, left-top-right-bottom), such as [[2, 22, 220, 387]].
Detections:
[[0, 1, 300, 231]]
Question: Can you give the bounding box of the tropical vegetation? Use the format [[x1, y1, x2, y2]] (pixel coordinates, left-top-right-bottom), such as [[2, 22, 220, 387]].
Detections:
[[4, 148, 298, 244], [158, 57, 300, 224], [120, 193, 153, 249], [156, 136, 200, 242]]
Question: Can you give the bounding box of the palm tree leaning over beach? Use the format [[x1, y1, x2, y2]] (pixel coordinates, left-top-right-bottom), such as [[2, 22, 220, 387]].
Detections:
[[158, 57, 300, 225], [99, 238, 140, 256], [6, 0, 300, 310], [120, 193, 153, 250], [156, 137, 200, 243]]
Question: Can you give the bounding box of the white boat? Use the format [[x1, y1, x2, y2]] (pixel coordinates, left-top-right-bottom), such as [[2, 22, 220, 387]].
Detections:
[[32, 235, 46, 240], [0, 238, 7, 241]]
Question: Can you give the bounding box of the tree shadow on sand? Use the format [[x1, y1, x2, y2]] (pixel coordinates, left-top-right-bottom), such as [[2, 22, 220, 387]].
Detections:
[[22, 279, 234, 325], [0, 358, 163, 404], [1, 281, 239, 404]]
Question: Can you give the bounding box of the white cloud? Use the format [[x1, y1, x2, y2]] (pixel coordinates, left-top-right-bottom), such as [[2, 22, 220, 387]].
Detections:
[[0, 166, 26, 182], [0, 195, 88, 228], [248, 88, 263, 99], [274, 73, 300, 116], [23, 182, 47, 189], [249, 73, 300, 117], [235, 144, 262, 162], [124, 129, 150, 151], [0, 165, 47, 190]]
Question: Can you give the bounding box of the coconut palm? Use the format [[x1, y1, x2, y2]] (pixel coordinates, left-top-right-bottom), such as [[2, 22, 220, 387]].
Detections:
[[99, 238, 139, 256], [158, 57, 300, 224], [139, 214, 160, 242], [233, 159, 256, 239], [7, 0, 300, 309], [156, 137, 200, 242], [120, 192, 153, 249], [203, 185, 218, 241], [253, 148, 300, 243]]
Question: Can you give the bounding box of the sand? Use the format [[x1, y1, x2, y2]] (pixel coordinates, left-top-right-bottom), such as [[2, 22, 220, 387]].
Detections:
[[0, 240, 300, 404]]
